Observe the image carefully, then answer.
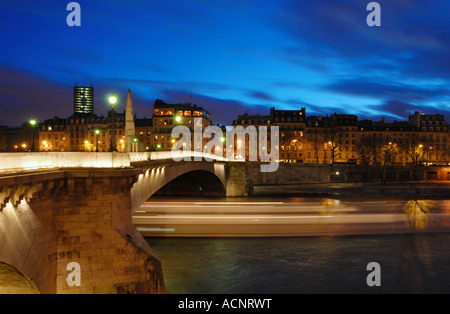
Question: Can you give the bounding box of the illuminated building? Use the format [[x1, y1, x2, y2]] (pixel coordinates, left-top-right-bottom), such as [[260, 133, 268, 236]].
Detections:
[[233, 108, 308, 163], [73, 85, 94, 116], [305, 114, 358, 164], [233, 108, 449, 165], [135, 118, 153, 151], [152, 99, 211, 151]]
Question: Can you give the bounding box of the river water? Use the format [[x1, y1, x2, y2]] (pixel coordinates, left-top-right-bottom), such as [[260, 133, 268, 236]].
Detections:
[[145, 197, 450, 294]]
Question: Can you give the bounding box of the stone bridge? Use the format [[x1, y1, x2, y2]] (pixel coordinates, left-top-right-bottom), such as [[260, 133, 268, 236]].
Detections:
[[3, 151, 446, 293], [0, 151, 240, 294]]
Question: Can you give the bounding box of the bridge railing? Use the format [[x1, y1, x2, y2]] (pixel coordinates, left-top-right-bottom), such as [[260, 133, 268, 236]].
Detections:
[[130, 151, 226, 162], [0, 151, 227, 174], [0, 152, 131, 174]]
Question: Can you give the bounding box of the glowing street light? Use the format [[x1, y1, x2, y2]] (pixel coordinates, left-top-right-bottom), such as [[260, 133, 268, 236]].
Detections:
[[109, 93, 118, 152], [109, 93, 117, 106], [29, 119, 37, 152], [95, 129, 100, 152], [175, 116, 182, 123]]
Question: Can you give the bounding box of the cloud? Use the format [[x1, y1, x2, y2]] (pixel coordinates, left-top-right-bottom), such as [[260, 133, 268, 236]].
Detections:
[[160, 89, 269, 125], [274, 0, 450, 81], [0, 66, 72, 126], [325, 79, 450, 102], [377, 100, 420, 120], [248, 90, 277, 102]]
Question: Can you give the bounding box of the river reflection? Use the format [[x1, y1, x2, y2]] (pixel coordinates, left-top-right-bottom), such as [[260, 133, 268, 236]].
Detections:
[[147, 233, 450, 294], [404, 200, 438, 230], [143, 196, 450, 294], [135, 197, 450, 237]]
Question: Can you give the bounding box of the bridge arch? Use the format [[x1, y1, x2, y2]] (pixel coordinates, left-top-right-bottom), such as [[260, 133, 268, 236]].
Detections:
[[154, 169, 226, 197], [0, 262, 40, 294], [131, 162, 226, 212]]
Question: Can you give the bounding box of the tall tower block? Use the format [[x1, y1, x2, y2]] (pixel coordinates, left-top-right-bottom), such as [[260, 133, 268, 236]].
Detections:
[[125, 89, 136, 152], [73, 85, 94, 116]]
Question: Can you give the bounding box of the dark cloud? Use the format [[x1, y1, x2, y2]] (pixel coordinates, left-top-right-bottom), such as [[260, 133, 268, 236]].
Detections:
[[377, 100, 420, 120], [274, 0, 450, 81], [248, 90, 277, 102], [0, 66, 72, 126], [325, 79, 450, 102], [161, 89, 270, 125], [376, 99, 450, 122]]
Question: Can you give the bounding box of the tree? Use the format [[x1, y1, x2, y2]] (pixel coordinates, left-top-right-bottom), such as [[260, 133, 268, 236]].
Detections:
[[356, 133, 379, 183], [377, 140, 399, 184], [400, 138, 425, 182], [323, 126, 343, 164], [280, 130, 304, 162], [306, 131, 324, 164]]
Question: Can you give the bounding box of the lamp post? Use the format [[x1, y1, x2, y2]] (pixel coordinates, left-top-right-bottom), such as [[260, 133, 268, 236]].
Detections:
[[95, 129, 100, 152], [109, 93, 117, 152], [29, 119, 37, 152], [133, 137, 138, 152]]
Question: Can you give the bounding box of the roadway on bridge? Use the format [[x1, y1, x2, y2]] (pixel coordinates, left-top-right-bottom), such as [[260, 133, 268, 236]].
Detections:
[[132, 198, 450, 237]]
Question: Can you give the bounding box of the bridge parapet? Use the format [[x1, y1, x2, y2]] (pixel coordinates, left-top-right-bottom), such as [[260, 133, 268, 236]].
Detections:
[[130, 151, 226, 162], [0, 152, 227, 175], [0, 152, 131, 174]]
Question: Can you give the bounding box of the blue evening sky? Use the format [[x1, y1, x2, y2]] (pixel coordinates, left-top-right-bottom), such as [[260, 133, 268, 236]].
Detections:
[[0, 0, 449, 126]]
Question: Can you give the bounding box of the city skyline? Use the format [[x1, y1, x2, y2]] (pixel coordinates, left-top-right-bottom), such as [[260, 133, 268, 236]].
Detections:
[[1, 1, 450, 127]]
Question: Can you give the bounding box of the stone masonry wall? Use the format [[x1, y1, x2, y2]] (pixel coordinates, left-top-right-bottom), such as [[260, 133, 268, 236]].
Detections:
[[0, 170, 165, 294]]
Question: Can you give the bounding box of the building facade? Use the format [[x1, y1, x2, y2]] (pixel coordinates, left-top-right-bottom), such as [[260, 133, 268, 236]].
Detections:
[[2, 83, 449, 167], [232, 108, 450, 166], [151, 99, 211, 152], [37, 96, 213, 153], [73, 85, 94, 116]]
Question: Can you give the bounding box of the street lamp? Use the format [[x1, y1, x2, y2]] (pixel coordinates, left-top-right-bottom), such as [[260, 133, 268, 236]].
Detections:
[[109, 93, 117, 108], [95, 129, 100, 152], [29, 119, 37, 152], [109, 93, 117, 152]]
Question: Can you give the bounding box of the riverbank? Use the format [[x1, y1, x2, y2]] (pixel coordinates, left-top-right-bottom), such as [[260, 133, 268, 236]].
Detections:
[[252, 182, 450, 198]]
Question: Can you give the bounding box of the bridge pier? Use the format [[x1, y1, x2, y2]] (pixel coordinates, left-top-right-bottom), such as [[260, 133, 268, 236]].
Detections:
[[225, 163, 248, 197], [0, 169, 165, 294]]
